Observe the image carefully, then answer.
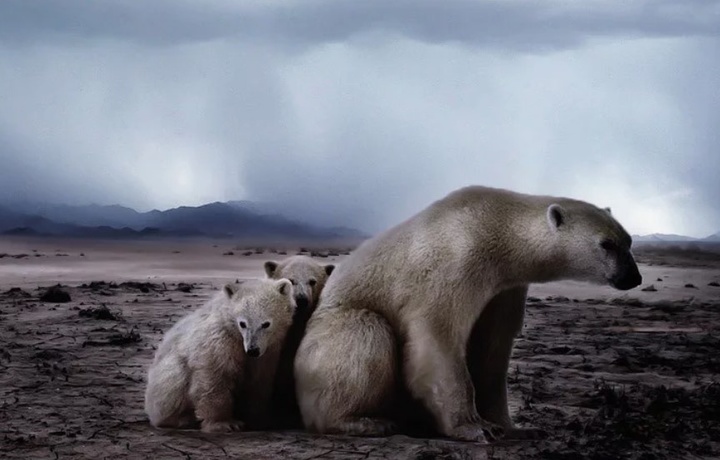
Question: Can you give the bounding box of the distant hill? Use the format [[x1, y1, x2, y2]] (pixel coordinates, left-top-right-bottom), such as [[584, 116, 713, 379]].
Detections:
[[0, 201, 367, 240], [704, 232, 720, 242], [631, 233, 699, 243], [3, 200, 716, 243], [11, 202, 144, 228], [632, 232, 720, 243]]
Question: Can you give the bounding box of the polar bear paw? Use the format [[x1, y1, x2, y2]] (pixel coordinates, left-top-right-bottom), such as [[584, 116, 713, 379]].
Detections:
[[200, 419, 245, 433], [447, 418, 505, 444]]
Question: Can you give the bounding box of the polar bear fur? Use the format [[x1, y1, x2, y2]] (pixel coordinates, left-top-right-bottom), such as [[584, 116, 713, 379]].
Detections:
[[264, 255, 335, 427], [144, 278, 296, 433], [264, 255, 335, 313], [294, 185, 642, 443]]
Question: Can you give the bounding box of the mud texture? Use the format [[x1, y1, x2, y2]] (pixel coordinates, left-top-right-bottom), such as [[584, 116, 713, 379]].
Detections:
[[0, 239, 718, 459]]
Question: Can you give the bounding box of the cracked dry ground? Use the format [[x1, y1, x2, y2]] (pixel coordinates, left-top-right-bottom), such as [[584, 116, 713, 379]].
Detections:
[[1, 280, 719, 459]]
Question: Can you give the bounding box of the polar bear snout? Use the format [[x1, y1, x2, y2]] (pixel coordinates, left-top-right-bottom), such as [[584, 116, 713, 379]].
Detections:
[[609, 256, 642, 291], [246, 346, 261, 358], [610, 270, 642, 290], [295, 294, 310, 311]]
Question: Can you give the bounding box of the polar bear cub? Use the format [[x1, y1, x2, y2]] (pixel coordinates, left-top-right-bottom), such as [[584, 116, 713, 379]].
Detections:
[[144, 278, 296, 433], [264, 255, 335, 427], [264, 255, 335, 314]]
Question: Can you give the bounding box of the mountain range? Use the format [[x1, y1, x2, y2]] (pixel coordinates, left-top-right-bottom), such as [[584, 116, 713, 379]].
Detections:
[[0, 201, 367, 241], [1, 200, 717, 243], [631, 232, 720, 243]]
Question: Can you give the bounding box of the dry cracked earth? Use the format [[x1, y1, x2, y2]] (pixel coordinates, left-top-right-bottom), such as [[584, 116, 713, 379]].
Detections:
[[1, 238, 719, 459]]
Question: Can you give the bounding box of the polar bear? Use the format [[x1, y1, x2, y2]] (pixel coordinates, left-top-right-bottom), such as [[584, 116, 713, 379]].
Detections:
[[264, 255, 335, 313], [264, 255, 335, 427], [294, 185, 642, 443], [144, 278, 296, 433]]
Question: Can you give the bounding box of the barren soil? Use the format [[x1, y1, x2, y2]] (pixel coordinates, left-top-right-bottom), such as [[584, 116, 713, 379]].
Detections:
[[1, 237, 719, 459]]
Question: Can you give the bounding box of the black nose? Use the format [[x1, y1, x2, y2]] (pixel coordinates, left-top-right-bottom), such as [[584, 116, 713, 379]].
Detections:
[[247, 347, 260, 358], [611, 267, 642, 291], [295, 295, 309, 310]]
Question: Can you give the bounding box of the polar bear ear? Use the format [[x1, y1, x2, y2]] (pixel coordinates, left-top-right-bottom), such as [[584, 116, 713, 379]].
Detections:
[[275, 278, 292, 296], [324, 264, 335, 277], [224, 280, 246, 298], [546, 204, 566, 231], [223, 283, 238, 298], [604, 207, 612, 215], [264, 261, 278, 278]]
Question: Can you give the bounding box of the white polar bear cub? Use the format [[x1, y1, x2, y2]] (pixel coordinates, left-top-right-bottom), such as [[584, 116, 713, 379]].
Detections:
[[294, 185, 642, 443], [264, 255, 335, 428], [144, 278, 296, 433]]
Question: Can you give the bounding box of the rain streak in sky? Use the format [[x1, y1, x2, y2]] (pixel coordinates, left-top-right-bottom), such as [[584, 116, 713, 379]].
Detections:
[[0, 1, 719, 237]]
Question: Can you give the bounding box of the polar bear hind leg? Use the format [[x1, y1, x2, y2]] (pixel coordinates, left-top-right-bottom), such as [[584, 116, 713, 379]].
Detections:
[[295, 308, 398, 436]]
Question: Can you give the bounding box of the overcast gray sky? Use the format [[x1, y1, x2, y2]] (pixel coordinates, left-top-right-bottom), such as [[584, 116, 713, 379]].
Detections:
[[1, 0, 719, 237]]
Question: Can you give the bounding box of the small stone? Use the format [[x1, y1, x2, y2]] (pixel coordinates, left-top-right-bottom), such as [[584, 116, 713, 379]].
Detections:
[[40, 285, 71, 303], [176, 283, 193, 293]]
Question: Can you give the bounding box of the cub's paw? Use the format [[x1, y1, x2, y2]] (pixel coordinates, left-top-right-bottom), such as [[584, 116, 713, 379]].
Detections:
[[175, 414, 201, 429], [200, 419, 245, 433], [333, 417, 398, 437], [354, 417, 398, 437]]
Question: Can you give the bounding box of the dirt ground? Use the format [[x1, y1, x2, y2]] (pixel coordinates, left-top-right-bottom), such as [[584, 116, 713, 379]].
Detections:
[[1, 237, 719, 459]]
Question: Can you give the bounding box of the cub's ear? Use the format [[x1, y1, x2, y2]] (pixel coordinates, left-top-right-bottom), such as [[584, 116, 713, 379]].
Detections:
[[604, 207, 612, 215], [275, 278, 292, 296], [546, 204, 566, 231], [324, 264, 335, 277], [264, 261, 278, 278], [224, 283, 238, 298], [224, 279, 246, 298]]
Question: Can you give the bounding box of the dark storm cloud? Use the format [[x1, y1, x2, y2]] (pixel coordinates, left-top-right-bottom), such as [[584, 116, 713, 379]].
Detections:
[[0, 129, 150, 207], [232, 36, 720, 236], [0, 0, 718, 49], [0, 1, 718, 237], [662, 38, 720, 230]]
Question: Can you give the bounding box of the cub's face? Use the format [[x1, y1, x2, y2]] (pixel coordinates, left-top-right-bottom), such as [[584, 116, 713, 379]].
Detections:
[[547, 203, 642, 290], [264, 256, 335, 315], [223, 278, 295, 358], [235, 310, 273, 358]]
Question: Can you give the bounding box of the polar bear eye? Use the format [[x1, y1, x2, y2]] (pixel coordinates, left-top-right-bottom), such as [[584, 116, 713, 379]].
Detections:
[[309, 279, 317, 287], [600, 240, 617, 251], [238, 321, 247, 329], [261, 321, 271, 329]]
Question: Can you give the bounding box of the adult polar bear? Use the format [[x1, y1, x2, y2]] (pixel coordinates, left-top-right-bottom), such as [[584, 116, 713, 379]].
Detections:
[[294, 185, 642, 443]]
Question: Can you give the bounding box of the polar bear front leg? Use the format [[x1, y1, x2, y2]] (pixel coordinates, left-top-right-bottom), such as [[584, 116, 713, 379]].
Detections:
[[404, 323, 503, 443], [244, 348, 282, 430], [190, 368, 244, 433], [468, 286, 546, 440]]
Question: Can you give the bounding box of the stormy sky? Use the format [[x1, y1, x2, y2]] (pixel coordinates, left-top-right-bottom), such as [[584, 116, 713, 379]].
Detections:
[[1, 1, 719, 237]]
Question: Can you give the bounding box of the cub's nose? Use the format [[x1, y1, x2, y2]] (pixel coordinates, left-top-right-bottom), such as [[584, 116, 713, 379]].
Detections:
[[295, 294, 309, 310], [246, 347, 260, 358]]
